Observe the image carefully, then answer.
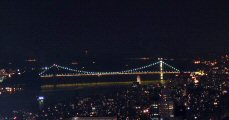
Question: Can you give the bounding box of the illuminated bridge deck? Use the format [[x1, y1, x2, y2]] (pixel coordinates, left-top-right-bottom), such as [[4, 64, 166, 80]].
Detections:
[[39, 60, 192, 79], [40, 71, 181, 78]]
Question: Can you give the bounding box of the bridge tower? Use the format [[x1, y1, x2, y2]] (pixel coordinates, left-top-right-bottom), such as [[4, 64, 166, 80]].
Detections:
[[159, 58, 164, 80], [137, 75, 141, 84]]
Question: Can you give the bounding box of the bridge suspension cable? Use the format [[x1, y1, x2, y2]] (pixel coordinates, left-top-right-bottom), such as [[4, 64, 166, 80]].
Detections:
[[39, 60, 180, 78]]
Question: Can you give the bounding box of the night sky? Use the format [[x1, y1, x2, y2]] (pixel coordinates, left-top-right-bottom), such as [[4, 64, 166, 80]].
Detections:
[[1, 1, 229, 62]]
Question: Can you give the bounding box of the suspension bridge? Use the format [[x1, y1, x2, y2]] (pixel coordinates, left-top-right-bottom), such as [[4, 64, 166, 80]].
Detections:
[[39, 59, 183, 80]]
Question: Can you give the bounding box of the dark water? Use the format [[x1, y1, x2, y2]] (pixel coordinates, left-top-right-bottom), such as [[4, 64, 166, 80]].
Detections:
[[0, 85, 126, 114]]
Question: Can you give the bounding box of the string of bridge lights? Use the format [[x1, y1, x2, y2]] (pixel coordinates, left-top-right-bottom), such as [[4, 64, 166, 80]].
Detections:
[[119, 61, 160, 73], [162, 61, 180, 72], [39, 61, 180, 76], [39, 65, 55, 76]]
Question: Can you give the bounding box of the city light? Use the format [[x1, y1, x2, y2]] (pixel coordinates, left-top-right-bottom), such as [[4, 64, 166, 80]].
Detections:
[[38, 96, 44, 100]]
